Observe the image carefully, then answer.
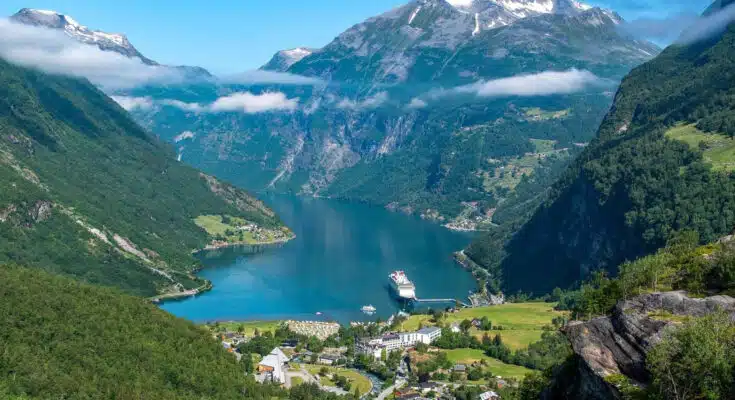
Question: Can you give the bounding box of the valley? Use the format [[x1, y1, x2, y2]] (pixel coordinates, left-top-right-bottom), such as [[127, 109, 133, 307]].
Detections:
[[2, 0, 735, 399]]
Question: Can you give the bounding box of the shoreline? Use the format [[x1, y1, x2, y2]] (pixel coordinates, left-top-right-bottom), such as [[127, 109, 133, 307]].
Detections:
[[153, 235, 295, 304], [193, 234, 296, 255]]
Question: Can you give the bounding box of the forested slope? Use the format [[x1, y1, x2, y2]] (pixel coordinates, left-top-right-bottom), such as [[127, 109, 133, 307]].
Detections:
[[0, 264, 286, 399], [0, 58, 284, 296], [467, 3, 735, 294]]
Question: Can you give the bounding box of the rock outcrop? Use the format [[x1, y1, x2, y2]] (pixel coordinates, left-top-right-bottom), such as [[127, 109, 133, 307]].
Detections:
[[561, 291, 735, 400]]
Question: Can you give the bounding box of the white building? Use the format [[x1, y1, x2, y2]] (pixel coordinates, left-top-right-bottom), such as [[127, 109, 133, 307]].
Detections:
[[356, 327, 443, 359], [257, 347, 289, 384], [479, 391, 500, 400], [416, 327, 442, 343]]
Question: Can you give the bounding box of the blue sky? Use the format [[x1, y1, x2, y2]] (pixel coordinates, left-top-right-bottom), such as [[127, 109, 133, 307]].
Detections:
[[0, 0, 713, 74]]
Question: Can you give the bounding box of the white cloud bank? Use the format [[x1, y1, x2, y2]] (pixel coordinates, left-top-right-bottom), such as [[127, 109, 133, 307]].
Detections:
[[0, 18, 322, 90], [0, 19, 184, 89], [112, 91, 299, 114], [445, 69, 604, 98], [211, 92, 299, 113], [677, 2, 735, 45]]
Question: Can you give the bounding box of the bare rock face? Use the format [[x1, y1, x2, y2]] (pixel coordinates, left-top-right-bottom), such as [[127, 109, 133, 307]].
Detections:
[[561, 291, 735, 400], [28, 200, 53, 222]]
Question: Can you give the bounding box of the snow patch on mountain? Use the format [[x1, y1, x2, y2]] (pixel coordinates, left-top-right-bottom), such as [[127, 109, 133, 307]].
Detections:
[[408, 6, 423, 24]]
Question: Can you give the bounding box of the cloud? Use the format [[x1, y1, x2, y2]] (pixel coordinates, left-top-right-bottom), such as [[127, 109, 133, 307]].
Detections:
[[160, 99, 205, 112], [337, 92, 389, 110], [676, 2, 735, 45], [219, 70, 323, 86], [111, 96, 154, 111], [406, 98, 428, 110], [174, 131, 196, 142], [427, 69, 606, 100], [210, 92, 299, 113], [115, 92, 299, 114], [0, 19, 184, 89]]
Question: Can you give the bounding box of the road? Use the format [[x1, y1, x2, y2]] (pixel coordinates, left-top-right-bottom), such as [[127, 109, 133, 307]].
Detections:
[[376, 379, 405, 400]]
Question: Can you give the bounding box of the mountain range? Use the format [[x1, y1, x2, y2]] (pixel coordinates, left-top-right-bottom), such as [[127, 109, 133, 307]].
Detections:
[[79, 0, 660, 229]]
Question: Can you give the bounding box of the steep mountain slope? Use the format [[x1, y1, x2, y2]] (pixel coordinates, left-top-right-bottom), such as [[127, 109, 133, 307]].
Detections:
[[122, 0, 658, 227], [10, 8, 212, 79], [466, 4, 735, 293], [0, 264, 286, 399], [0, 57, 287, 297]]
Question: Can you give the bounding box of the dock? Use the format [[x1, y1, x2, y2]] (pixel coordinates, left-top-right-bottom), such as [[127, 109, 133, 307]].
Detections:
[[413, 297, 470, 308]]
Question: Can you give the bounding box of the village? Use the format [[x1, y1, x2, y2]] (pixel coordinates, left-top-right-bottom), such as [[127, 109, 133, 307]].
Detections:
[[206, 301, 566, 400]]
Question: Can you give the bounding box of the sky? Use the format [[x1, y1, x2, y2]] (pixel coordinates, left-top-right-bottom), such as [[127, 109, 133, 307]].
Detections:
[[0, 0, 714, 75]]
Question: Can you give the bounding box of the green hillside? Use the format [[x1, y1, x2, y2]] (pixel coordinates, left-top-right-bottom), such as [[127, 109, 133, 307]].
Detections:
[[0, 264, 285, 399], [0, 58, 286, 297], [466, 10, 735, 294]]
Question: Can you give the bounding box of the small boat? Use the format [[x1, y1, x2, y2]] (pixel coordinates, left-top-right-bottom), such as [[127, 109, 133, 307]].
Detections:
[[361, 305, 376, 314], [315, 311, 323, 316]]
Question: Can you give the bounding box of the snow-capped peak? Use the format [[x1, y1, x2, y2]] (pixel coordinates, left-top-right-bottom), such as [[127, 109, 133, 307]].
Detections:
[[283, 47, 314, 60], [11, 8, 154, 64]]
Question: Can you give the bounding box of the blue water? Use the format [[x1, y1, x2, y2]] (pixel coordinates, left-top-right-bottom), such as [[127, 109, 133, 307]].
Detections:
[[162, 195, 477, 324]]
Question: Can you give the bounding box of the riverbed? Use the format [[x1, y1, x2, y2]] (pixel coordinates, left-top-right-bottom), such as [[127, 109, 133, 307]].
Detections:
[[162, 195, 477, 324]]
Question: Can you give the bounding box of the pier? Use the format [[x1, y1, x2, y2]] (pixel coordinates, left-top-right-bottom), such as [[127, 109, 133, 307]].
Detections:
[[412, 297, 470, 308]]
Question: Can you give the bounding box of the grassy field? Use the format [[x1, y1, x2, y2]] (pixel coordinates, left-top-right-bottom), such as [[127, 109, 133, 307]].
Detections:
[[529, 138, 558, 153], [400, 302, 565, 350], [206, 320, 283, 336], [523, 108, 571, 122], [666, 123, 735, 171], [290, 376, 304, 386], [194, 215, 289, 245], [303, 365, 372, 395], [442, 349, 532, 380]]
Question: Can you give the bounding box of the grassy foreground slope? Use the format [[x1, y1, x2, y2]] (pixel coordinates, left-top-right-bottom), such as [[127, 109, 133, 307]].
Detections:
[[0, 58, 286, 296], [0, 264, 283, 400]]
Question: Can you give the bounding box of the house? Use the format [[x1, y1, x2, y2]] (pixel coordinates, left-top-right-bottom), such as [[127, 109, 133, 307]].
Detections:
[[416, 326, 442, 344], [417, 382, 442, 394], [496, 378, 508, 389], [471, 319, 483, 328], [479, 391, 500, 400], [450, 323, 461, 333], [453, 364, 467, 373], [281, 339, 298, 348], [317, 353, 340, 365], [257, 347, 290, 384]]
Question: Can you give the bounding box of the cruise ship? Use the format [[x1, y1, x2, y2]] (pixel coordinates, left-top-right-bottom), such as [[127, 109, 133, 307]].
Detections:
[[389, 270, 416, 300]]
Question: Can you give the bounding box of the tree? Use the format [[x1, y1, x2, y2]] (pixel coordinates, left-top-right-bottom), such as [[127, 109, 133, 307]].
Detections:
[[319, 367, 330, 377], [415, 342, 429, 353], [242, 353, 254, 374], [237, 324, 245, 334], [647, 312, 735, 400], [460, 319, 473, 333]]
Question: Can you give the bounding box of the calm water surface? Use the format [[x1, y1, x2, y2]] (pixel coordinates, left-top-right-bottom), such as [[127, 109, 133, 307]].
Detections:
[[162, 195, 477, 323]]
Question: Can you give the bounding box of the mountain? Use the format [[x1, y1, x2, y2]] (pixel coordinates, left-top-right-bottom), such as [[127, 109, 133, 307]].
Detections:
[[121, 0, 658, 228], [261, 47, 317, 72], [0, 264, 288, 399], [10, 8, 213, 79], [466, 3, 735, 294], [0, 56, 287, 297]]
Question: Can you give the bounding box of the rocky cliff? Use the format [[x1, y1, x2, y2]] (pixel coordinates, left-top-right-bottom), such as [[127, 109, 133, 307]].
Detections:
[[559, 291, 735, 400]]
